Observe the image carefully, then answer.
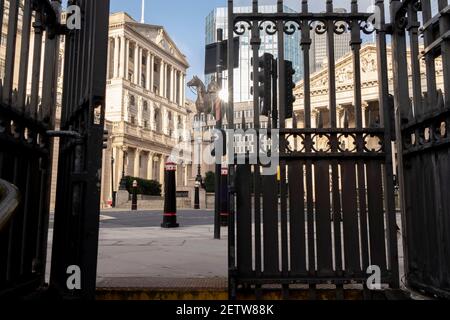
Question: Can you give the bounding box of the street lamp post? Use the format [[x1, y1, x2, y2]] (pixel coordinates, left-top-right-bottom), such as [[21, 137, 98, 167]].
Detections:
[[119, 148, 128, 190], [111, 156, 116, 207], [213, 28, 224, 240], [131, 179, 138, 211], [194, 146, 202, 209]]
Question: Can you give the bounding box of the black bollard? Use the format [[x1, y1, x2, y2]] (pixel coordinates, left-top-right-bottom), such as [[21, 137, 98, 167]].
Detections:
[[131, 180, 138, 211], [220, 167, 229, 226], [161, 162, 179, 228]]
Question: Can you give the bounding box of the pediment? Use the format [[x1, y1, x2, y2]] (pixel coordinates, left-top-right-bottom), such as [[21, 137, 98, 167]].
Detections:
[[296, 44, 382, 94], [130, 23, 188, 66]]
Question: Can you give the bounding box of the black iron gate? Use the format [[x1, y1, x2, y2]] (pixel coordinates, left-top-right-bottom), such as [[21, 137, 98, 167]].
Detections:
[[0, 0, 61, 297], [0, 0, 109, 299], [391, 0, 450, 299], [49, 0, 110, 299], [228, 0, 399, 299]]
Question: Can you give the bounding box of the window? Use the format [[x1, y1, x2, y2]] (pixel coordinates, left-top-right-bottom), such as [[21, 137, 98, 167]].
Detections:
[[143, 101, 148, 112], [144, 121, 148, 128], [129, 95, 135, 107], [131, 116, 135, 124]]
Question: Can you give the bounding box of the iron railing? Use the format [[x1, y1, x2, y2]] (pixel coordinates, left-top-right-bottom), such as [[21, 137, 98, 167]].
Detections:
[[0, 0, 61, 297], [392, 0, 450, 299]]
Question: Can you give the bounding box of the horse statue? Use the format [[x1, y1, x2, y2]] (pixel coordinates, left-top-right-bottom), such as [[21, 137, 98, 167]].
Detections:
[[187, 76, 221, 116]]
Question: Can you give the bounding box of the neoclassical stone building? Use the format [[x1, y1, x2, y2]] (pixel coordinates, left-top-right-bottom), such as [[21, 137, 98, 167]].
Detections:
[[293, 44, 444, 130], [100, 12, 191, 207]]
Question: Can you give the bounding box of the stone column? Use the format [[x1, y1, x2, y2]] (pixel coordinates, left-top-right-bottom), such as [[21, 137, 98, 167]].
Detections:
[[125, 39, 130, 80], [170, 67, 175, 102], [106, 38, 111, 79], [113, 36, 120, 78], [146, 53, 151, 91], [119, 36, 126, 78], [362, 101, 369, 128], [159, 62, 165, 97], [139, 47, 143, 86], [178, 71, 182, 105], [181, 73, 186, 106], [134, 148, 141, 178], [159, 155, 166, 187], [147, 152, 154, 180], [134, 44, 139, 84], [150, 55, 155, 92]]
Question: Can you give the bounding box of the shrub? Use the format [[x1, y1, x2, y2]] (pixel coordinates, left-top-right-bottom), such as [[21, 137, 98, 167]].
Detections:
[[204, 171, 215, 193], [124, 176, 161, 196]]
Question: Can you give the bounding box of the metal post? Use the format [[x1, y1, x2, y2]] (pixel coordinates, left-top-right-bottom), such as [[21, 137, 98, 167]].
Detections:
[[162, 162, 179, 228], [194, 139, 202, 210], [131, 180, 138, 210], [111, 156, 116, 207], [220, 166, 229, 226], [119, 149, 127, 190], [214, 28, 224, 240]]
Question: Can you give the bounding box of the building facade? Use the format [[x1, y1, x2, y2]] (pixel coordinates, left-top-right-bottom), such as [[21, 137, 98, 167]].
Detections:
[[205, 5, 302, 103], [292, 44, 444, 171], [100, 12, 191, 207], [309, 8, 352, 74]]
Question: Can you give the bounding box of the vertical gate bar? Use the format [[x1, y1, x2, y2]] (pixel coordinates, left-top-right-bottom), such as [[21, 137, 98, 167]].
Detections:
[[349, 0, 368, 281], [314, 159, 332, 274], [391, 0, 412, 289], [326, 0, 337, 127], [341, 160, 361, 273], [2, 0, 19, 104], [251, 0, 262, 284], [30, 10, 44, 120], [421, 0, 438, 110], [227, 0, 236, 299], [376, 0, 399, 288], [406, 2, 423, 117], [437, 139, 450, 288], [301, 0, 311, 129], [17, 0, 33, 112], [262, 172, 279, 275], [41, 6, 60, 124], [326, 1, 343, 297], [288, 160, 306, 274], [35, 151, 51, 281], [366, 161, 387, 271], [276, 0, 289, 297], [438, 0, 450, 108], [0, 1, 4, 63], [236, 164, 253, 276], [301, 0, 316, 297], [83, 0, 109, 299], [423, 153, 440, 285]]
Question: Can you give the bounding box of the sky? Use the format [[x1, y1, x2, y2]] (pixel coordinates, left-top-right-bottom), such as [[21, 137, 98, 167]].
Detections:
[[109, 0, 375, 99]]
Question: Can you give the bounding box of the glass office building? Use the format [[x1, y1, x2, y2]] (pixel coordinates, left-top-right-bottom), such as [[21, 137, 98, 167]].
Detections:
[[205, 5, 303, 103]]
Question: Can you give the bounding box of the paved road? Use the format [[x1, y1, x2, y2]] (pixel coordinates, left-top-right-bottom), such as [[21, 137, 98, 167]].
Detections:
[[99, 209, 214, 228]]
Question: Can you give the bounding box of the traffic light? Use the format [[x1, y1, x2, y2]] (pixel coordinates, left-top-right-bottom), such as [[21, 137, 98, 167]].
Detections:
[[251, 53, 274, 117], [285, 60, 296, 119]]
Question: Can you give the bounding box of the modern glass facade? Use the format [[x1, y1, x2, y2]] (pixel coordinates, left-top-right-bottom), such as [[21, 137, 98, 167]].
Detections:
[[205, 5, 303, 103]]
